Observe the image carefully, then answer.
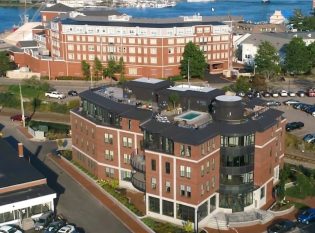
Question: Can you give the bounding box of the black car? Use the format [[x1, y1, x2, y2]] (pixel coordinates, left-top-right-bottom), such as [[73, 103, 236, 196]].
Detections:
[[286, 122, 304, 131], [68, 90, 78, 96], [266, 101, 281, 107], [267, 220, 295, 233], [44, 220, 66, 233]]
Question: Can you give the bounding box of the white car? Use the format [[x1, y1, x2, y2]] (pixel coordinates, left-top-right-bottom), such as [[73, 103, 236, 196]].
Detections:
[[272, 92, 279, 97], [288, 92, 296, 97], [57, 225, 77, 233], [0, 225, 22, 233], [279, 90, 288, 97]]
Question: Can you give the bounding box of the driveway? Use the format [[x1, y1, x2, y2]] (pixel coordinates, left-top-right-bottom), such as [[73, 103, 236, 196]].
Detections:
[[0, 116, 130, 233]]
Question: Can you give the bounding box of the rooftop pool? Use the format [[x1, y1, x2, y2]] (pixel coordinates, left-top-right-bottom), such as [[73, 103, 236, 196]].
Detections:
[[180, 112, 201, 120]]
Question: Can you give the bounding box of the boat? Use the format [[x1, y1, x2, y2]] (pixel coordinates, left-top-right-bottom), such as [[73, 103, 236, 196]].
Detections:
[[187, 0, 214, 2], [261, 0, 270, 4]]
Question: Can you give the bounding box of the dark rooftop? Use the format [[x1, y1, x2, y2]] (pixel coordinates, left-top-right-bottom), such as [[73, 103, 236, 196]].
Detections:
[[41, 3, 74, 12], [17, 40, 38, 48], [0, 185, 55, 206], [0, 140, 45, 188]]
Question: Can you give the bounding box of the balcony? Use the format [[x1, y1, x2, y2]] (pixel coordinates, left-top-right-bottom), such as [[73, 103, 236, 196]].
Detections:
[[131, 171, 146, 192], [219, 183, 255, 194], [130, 152, 145, 173]]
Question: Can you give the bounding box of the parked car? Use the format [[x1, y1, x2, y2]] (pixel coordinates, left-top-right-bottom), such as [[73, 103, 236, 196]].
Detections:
[[266, 101, 281, 107], [297, 91, 306, 97], [0, 225, 22, 233], [300, 104, 313, 112], [263, 91, 271, 97], [267, 220, 295, 233], [10, 114, 30, 122], [305, 106, 315, 114], [236, 91, 245, 97], [246, 92, 254, 99], [45, 91, 66, 99], [279, 90, 288, 97], [288, 92, 296, 97], [303, 134, 315, 143], [34, 211, 54, 231], [297, 208, 315, 224], [307, 88, 315, 97], [292, 103, 305, 110], [285, 122, 304, 131], [272, 92, 279, 97], [57, 225, 77, 233], [44, 221, 66, 233], [68, 90, 78, 96], [283, 99, 300, 105]]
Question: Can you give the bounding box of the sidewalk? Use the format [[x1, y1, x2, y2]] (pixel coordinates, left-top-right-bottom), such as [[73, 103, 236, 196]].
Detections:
[[48, 154, 150, 233], [205, 209, 298, 233]]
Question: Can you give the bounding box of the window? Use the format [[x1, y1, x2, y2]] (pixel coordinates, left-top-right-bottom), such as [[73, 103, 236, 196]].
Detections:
[[206, 161, 210, 173], [180, 145, 191, 157], [201, 184, 204, 196], [180, 145, 185, 156], [166, 181, 171, 193], [212, 176, 215, 188], [165, 162, 171, 174], [123, 137, 128, 147], [123, 154, 130, 164], [149, 196, 160, 213], [104, 133, 113, 144], [150, 57, 157, 64], [206, 181, 210, 192], [260, 186, 265, 199], [128, 120, 131, 129], [67, 44, 74, 51], [151, 177, 157, 189], [151, 159, 156, 171], [186, 167, 191, 178], [150, 39, 157, 44], [105, 150, 114, 161], [150, 48, 157, 54], [105, 167, 114, 178], [88, 45, 95, 51], [201, 165, 205, 177], [180, 165, 185, 177], [127, 138, 132, 148], [186, 186, 191, 198], [162, 200, 174, 217], [212, 158, 215, 170], [180, 185, 185, 196]]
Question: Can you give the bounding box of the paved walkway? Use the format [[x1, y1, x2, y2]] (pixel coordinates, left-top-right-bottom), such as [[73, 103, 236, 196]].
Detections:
[[48, 154, 150, 233], [205, 209, 298, 233]]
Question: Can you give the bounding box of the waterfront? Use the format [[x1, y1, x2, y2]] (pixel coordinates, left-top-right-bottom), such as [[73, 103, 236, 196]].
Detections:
[[0, 0, 313, 33]]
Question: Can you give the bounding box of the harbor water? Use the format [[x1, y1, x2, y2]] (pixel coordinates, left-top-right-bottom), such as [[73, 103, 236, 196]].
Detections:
[[0, 0, 313, 33]]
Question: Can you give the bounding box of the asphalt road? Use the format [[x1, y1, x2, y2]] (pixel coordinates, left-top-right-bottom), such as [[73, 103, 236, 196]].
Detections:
[[0, 116, 130, 233]]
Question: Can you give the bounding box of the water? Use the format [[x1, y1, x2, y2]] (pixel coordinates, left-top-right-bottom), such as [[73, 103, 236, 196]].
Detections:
[[119, 0, 312, 22], [0, 7, 38, 33], [0, 0, 312, 33]]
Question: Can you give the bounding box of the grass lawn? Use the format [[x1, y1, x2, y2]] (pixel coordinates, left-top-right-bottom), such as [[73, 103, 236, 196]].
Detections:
[[142, 217, 185, 233], [8, 84, 45, 99]]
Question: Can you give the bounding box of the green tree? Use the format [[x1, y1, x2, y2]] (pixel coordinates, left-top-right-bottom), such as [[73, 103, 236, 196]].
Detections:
[[168, 92, 180, 110], [0, 51, 16, 76], [289, 9, 304, 31], [285, 37, 311, 74], [234, 76, 251, 92], [81, 60, 90, 78], [254, 41, 280, 80], [93, 57, 103, 79], [251, 75, 267, 91], [103, 58, 117, 81], [116, 57, 126, 83], [180, 42, 207, 79], [309, 41, 315, 67]]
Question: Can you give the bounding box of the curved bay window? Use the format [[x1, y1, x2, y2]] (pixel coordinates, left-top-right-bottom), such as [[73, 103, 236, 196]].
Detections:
[[220, 172, 253, 185], [220, 134, 254, 147], [219, 192, 253, 212]]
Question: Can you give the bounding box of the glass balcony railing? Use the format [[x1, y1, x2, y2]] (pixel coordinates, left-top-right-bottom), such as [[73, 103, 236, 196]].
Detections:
[[131, 172, 146, 192], [130, 152, 146, 173]]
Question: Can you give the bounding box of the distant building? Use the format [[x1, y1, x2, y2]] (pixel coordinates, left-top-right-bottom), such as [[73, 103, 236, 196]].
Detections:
[[0, 140, 56, 226], [239, 32, 315, 66], [269, 11, 286, 25], [70, 78, 285, 228], [9, 4, 233, 79], [234, 21, 286, 34]]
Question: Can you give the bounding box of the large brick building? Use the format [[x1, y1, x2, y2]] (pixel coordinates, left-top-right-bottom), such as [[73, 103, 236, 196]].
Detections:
[[70, 78, 285, 228], [9, 4, 233, 79]]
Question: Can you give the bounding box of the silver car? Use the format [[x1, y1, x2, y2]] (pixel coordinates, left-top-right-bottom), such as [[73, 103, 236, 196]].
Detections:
[[34, 211, 54, 231]]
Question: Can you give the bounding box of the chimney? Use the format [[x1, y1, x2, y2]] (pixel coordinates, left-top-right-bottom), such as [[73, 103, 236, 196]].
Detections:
[[18, 143, 24, 158]]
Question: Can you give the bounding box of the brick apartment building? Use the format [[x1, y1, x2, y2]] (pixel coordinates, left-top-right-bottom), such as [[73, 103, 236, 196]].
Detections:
[[70, 78, 285, 228], [9, 3, 233, 79]]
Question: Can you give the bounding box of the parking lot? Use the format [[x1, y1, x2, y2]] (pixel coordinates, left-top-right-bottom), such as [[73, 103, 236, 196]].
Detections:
[[263, 95, 315, 138]]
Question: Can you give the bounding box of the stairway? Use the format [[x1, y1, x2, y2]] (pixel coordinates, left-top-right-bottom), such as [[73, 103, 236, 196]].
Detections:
[[206, 212, 229, 230]]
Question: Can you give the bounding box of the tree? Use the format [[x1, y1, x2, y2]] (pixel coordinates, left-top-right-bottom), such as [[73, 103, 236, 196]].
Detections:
[[116, 57, 126, 83], [289, 9, 304, 31], [93, 57, 103, 79], [81, 60, 90, 78], [103, 58, 117, 81], [308, 41, 315, 67], [168, 92, 180, 110], [285, 37, 311, 74], [251, 75, 267, 91], [234, 76, 251, 93], [180, 42, 207, 79], [0, 51, 16, 77], [254, 41, 280, 80]]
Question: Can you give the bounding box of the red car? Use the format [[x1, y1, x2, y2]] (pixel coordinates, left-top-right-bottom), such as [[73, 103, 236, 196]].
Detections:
[[10, 114, 30, 122]]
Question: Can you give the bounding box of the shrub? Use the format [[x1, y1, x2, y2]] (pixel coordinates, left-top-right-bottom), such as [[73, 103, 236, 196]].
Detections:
[[0, 92, 19, 107], [61, 150, 72, 161], [56, 76, 84, 80], [48, 102, 68, 114], [67, 99, 80, 109]]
